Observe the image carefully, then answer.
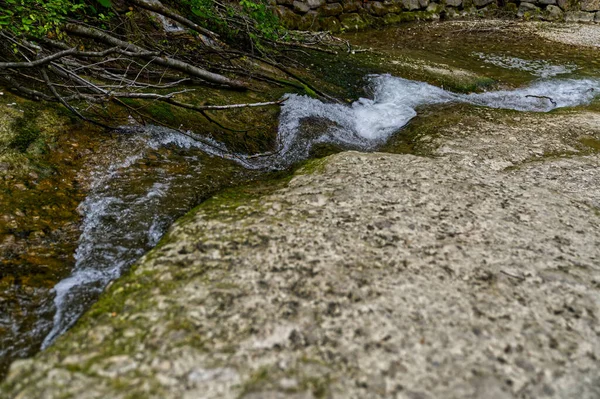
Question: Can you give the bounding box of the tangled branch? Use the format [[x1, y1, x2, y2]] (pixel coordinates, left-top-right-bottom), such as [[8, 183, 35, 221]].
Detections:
[[0, 0, 350, 137]]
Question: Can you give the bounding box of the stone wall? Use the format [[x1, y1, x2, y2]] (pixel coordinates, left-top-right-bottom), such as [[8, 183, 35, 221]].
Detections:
[[272, 0, 600, 31]]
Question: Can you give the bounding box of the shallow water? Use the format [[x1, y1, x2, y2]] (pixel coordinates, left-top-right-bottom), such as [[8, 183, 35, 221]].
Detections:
[[41, 73, 600, 349], [2, 22, 600, 378]]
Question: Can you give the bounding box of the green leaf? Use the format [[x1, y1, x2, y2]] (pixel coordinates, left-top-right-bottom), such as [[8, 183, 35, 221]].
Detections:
[[96, 0, 112, 8]]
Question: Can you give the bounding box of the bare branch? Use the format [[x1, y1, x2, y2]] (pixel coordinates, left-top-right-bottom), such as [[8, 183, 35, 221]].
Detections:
[[128, 0, 219, 41], [64, 24, 248, 90]]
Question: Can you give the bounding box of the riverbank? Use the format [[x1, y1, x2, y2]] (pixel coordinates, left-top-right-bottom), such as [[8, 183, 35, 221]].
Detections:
[[4, 102, 600, 398], [2, 18, 600, 397]]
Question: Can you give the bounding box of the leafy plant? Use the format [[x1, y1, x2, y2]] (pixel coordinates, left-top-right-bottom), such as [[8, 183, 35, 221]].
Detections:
[[179, 0, 282, 43], [0, 0, 111, 37]]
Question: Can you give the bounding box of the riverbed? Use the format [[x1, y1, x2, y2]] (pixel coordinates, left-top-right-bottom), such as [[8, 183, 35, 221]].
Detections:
[[1, 19, 600, 380]]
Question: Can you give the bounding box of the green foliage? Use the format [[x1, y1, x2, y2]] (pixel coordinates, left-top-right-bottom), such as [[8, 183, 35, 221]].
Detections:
[[0, 0, 110, 37], [180, 0, 283, 42], [239, 0, 281, 39]]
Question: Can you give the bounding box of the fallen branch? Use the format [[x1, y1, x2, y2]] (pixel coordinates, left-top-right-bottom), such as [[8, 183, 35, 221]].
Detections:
[[65, 24, 247, 90], [525, 95, 557, 107], [129, 0, 219, 41]]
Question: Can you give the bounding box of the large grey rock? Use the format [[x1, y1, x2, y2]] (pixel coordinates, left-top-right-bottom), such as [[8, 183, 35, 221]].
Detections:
[[517, 2, 540, 17], [402, 0, 421, 10], [545, 4, 564, 19], [537, 0, 556, 5], [306, 0, 325, 9], [427, 1, 443, 11], [367, 1, 391, 15], [472, 0, 495, 7], [293, 0, 311, 13], [298, 10, 320, 29], [3, 106, 600, 399]]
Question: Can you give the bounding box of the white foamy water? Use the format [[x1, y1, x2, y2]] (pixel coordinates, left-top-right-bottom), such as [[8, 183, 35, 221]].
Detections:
[[239, 75, 600, 168], [41, 129, 217, 348], [472, 53, 578, 78], [41, 74, 600, 348]]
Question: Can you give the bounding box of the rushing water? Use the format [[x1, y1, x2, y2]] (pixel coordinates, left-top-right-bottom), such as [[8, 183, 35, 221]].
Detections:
[[0, 70, 590, 365], [237, 75, 600, 169]]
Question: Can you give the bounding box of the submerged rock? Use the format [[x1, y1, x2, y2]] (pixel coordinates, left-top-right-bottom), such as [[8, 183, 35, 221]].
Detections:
[[3, 108, 600, 398]]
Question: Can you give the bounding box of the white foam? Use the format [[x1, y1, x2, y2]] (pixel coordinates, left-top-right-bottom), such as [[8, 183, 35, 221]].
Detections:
[[243, 75, 600, 168]]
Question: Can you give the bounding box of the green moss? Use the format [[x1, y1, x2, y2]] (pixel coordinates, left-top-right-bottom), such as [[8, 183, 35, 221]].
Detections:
[[579, 136, 600, 152], [302, 84, 318, 98], [9, 115, 41, 153], [297, 157, 328, 175], [145, 102, 178, 126], [504, 2, 518, 13]]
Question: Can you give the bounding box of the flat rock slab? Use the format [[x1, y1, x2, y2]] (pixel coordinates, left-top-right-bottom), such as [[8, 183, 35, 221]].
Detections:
[[3, 111, 600, 398]]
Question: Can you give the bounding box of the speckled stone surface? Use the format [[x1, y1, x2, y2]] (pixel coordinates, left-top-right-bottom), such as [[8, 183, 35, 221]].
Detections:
[[2, 111, 600, 399]]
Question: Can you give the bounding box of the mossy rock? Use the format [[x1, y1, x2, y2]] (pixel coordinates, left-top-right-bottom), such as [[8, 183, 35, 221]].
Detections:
[[339, 13, 368, 30], [318, 16, 342, 32]]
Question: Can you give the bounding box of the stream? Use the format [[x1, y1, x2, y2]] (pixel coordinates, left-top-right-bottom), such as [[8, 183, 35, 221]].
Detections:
[[2, 47, 600, 376]]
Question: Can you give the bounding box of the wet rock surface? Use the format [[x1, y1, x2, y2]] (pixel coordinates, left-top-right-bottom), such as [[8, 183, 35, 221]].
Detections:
[[3, 108, 600, 398]]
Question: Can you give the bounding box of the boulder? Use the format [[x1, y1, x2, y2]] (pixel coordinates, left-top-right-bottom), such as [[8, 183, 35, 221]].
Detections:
[[444, 6, 460, 17], [342, 0, 363, 12], [402, 0, 421, 10], [472, 0, 495, 7], [537, 0, 556, 5], [293, 0, 311, 13], [367, 1, 391, 15], [445, 0, 462, 7], [307, 0, 326, 9], [427, 2, 443, 11], [545, 4, 564, 19], [319, 2, 344, 15], [319, 15, 342, 31], [298, 10, 321, 29], [517, 2, 540, 17]]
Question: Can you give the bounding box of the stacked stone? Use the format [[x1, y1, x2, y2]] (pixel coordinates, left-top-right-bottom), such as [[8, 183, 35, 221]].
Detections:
[[272, 0, 600, 31], [518, 0, 600, 21]]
